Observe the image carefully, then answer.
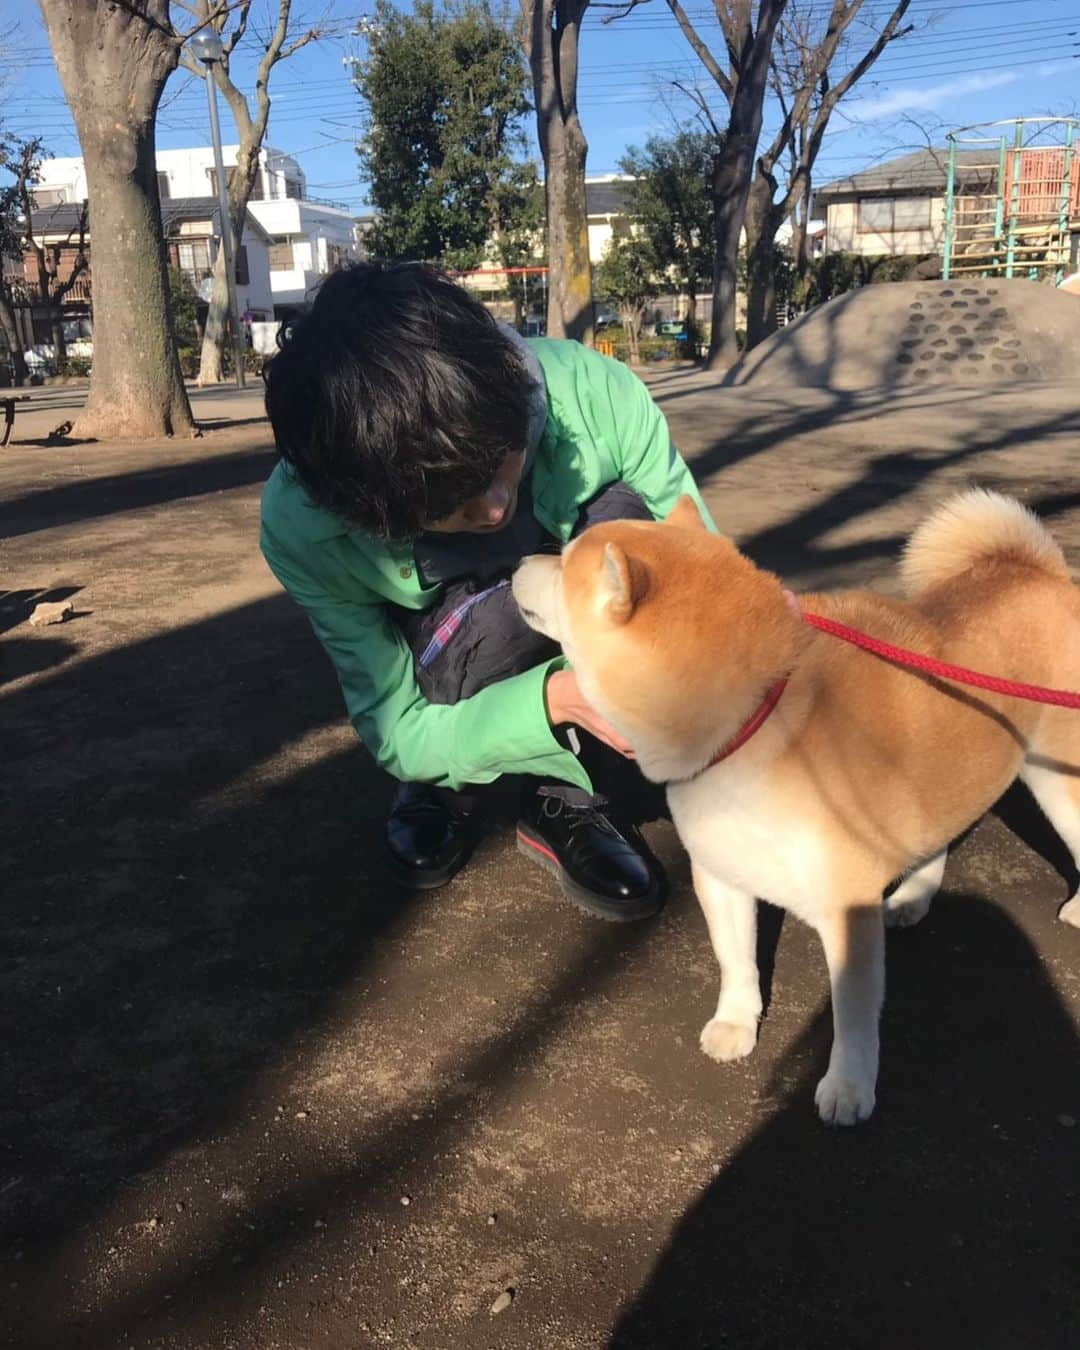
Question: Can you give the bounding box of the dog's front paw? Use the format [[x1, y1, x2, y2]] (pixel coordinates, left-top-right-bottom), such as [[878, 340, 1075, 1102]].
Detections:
[[700, 1017, 758, 1063], [814, 1069, 876, 1126], [1059, 894, 1080, 929]]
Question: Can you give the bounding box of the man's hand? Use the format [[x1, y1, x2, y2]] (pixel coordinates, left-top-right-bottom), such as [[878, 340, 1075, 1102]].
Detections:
[[545, 669, 635, 758]]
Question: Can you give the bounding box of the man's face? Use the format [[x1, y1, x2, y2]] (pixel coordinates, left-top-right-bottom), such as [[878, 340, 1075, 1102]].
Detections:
[[424, 449, 527, 535]]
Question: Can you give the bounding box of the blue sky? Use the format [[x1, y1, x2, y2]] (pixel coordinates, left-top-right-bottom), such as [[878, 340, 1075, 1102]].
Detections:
[[5, 0, 1080, 215]]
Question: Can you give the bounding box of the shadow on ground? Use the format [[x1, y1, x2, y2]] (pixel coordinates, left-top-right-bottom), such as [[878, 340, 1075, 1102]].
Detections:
[[0, 446, 275, 538], [650, 379, 1080, 589], [1, 572, 659, 1348], [3, 594, 386, 1255], [3, 381, 1080, 1347], [611, 886, 1080, 1349]]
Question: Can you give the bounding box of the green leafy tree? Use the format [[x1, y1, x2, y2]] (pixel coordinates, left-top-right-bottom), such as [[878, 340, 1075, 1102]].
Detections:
[[805, 251, 937, 306], [594, 235, 659, 365], [0, 135, 30, 385], [355, 0, 539, 271], [490, 162, 543, 325], [620, 130, 714, 351], [168, 267, 199, 350]]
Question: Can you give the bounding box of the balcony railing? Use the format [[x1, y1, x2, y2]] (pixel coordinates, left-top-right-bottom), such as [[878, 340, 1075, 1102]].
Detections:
[[3, 275, 93, 305]]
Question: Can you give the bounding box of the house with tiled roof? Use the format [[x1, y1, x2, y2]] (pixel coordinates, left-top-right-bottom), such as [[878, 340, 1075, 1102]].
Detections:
[[814, 148, 996, 255]]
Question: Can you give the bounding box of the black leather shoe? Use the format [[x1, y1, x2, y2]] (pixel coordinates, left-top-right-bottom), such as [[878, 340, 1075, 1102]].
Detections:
[[386, 783, 480, 889], [516, 791, 664, 922]]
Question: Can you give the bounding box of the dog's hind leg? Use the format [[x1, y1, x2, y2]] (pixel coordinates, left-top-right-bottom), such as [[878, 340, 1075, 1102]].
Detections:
[[884, 849, 947, 929], [813, 903, 884, 1126], [1020, 756, 1080, 929], [693, 863, 762, 1063]]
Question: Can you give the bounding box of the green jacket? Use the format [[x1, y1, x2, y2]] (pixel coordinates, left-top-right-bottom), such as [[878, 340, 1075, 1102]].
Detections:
[[260, 338, 716, 792]]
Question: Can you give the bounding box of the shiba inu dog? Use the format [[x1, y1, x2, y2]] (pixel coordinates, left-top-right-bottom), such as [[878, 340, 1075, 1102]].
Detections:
[[513, 490, 1080, 1124]]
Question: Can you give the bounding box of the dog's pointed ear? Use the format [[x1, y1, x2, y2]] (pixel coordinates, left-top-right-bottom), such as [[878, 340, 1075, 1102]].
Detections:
[[667, 494, 708, 532], [602, 542, 649, 623]]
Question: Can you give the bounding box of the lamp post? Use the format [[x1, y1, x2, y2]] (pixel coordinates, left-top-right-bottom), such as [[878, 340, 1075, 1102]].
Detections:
[[189, 31, 246, 389]]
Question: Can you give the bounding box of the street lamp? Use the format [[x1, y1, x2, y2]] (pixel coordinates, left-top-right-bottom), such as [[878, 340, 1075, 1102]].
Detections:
[[189, 31, 246, 389]]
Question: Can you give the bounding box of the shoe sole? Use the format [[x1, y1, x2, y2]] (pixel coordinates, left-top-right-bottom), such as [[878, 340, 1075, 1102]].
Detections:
[[516, 825, 662, 923]]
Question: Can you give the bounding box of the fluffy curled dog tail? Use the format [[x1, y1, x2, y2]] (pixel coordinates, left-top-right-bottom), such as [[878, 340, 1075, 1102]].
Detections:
[[901, 489, 1069, 597]]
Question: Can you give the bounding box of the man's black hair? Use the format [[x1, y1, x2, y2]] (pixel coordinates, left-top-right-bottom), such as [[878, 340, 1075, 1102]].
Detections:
[[264, 261, 533, 540]]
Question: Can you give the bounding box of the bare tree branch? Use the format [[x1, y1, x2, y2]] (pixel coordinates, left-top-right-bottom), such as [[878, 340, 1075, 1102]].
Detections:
[[222, 0, 252, 54], [52, 200, 91, 303], [172, 0, 328, 381], [759, 1, 865, 175], [817, 1, 912, 114], [596, 0, 652, 18], [672, 78, 723, 139], [177, 50, 206, 76], [168, 0, 267, 44], [665, 0, 733, 99], [279, 28, 320, 59], [741, 0, 916, 345], [8, 138, 89, 361]]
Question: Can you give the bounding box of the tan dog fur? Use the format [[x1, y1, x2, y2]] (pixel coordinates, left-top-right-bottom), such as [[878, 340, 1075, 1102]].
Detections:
[[512, 490, 1080, 1124]]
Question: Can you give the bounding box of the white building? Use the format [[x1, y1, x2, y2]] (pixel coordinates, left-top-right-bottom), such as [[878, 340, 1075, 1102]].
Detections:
[[584, 175, 634, 264], [15, 195, 273, 355], [35, 145, 359, 315]]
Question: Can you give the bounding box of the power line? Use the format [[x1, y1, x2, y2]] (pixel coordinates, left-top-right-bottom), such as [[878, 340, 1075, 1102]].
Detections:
[[582, 0, 1079, 22]]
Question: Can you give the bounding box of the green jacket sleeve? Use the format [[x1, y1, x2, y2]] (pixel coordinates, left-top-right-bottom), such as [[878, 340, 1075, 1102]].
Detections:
[[261, 533, 593, 793], [596, 354, 719, 532]]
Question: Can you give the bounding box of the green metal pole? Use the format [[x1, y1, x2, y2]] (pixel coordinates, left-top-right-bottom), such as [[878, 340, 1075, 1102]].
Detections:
[[943, 137, 957, 280], [1005, 121, 1023, 279], [1057, 121, 1074, 284], [993, 133, 1007, 268]]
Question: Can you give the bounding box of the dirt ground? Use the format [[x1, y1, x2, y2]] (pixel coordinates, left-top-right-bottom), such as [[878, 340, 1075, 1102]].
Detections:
[[2, 373, 1079, 1350]]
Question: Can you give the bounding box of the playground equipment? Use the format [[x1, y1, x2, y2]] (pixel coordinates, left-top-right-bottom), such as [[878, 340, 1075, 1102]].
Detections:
[[723, 278, 1080, 391], [943, 118, 1080, 285]]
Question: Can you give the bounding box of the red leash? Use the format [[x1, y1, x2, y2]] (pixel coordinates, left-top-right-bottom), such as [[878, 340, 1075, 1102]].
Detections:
[[696, 607, 1080, 778], [802, 612, 1080, 709]]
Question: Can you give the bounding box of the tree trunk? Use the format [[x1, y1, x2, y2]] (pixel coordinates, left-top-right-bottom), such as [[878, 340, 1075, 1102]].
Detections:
[[524, 0, 594, 345], [0, 295, 29, 385], [621, 312, 641, 364], [544, 116, 593, 342], [49, 310, 68, 367], [700, 1, 786, 372], [197, 248, 231, 385], [685, 288, 700, 358], [791, 190, 809, 280], [707, 133, 755, 370], [744, 172, 779, 351], [198, 147, 260, 385], [745, 235, 777, 350], [38, 0, 194, 440]]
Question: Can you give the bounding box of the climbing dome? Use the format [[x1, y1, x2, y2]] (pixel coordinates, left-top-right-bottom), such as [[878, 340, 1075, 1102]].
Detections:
[[944, 117, 1080, 285], [722, 278, 1080, 391]]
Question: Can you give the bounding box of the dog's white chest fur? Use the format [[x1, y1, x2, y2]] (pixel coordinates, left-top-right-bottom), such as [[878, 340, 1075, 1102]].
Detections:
[[668, 763, 831, 926]]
